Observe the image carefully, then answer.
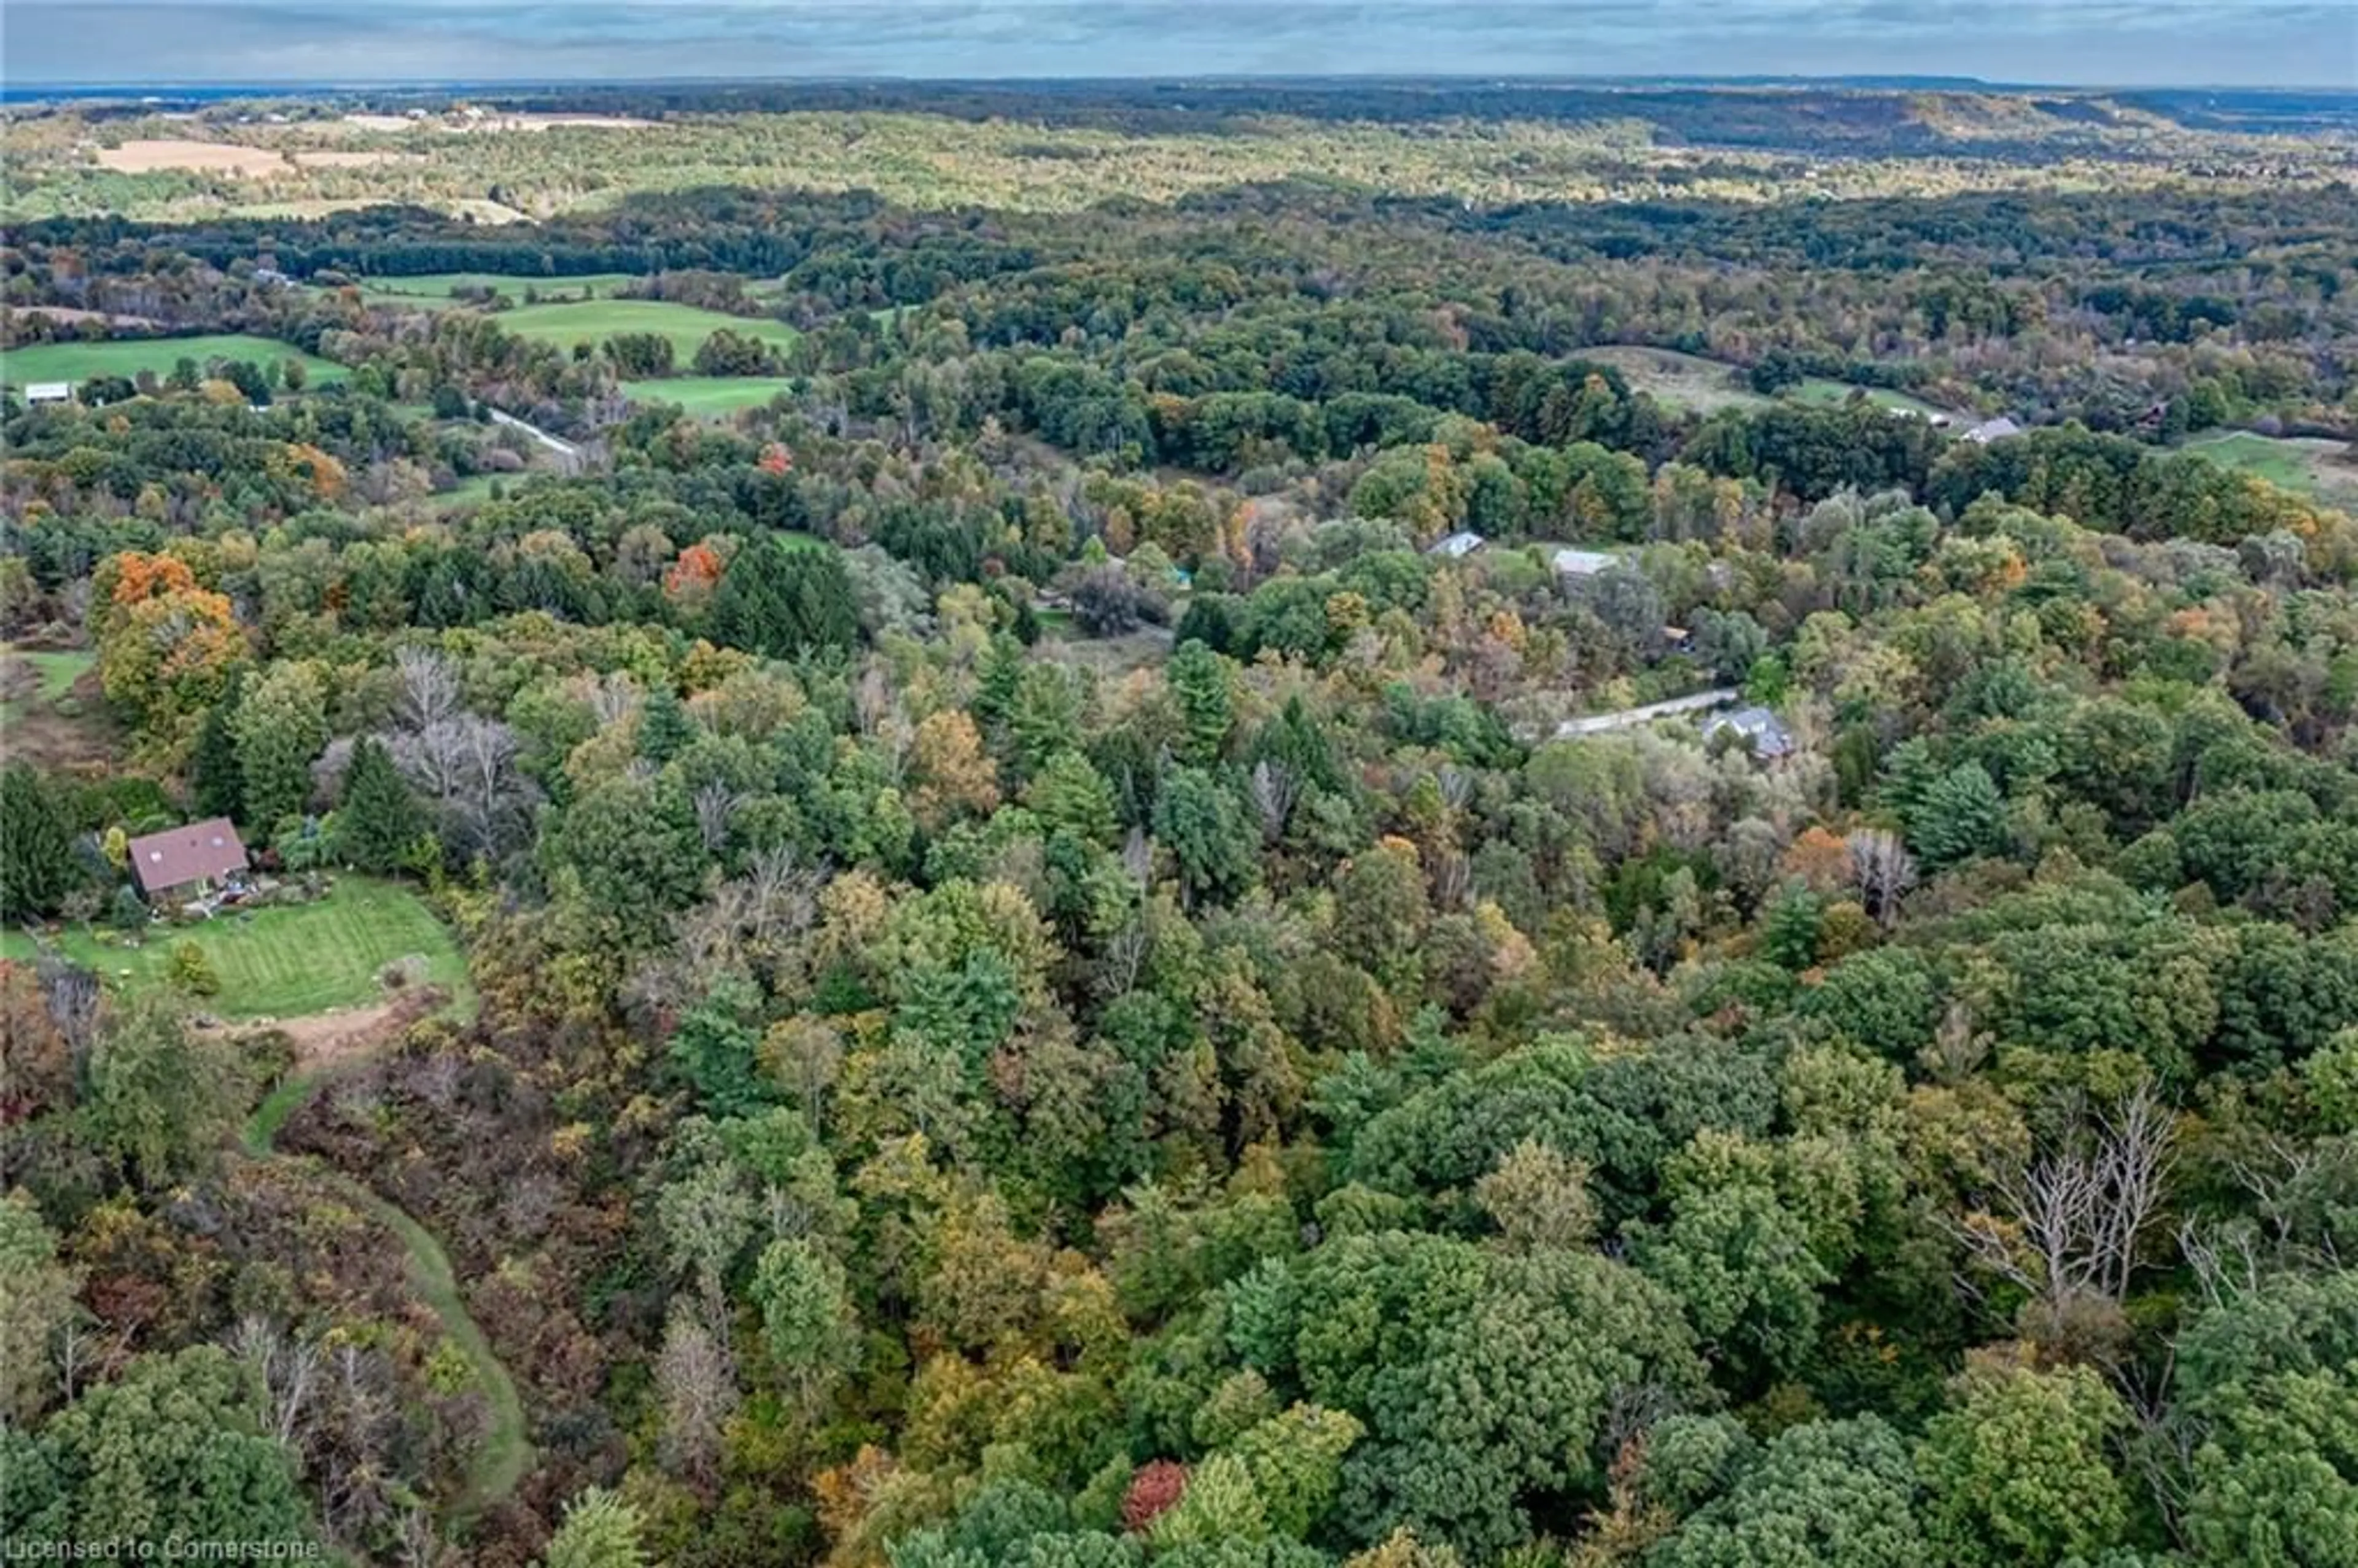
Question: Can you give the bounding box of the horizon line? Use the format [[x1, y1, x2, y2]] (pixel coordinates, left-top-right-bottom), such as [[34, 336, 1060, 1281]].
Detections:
[[9, 72, 2358, 96]]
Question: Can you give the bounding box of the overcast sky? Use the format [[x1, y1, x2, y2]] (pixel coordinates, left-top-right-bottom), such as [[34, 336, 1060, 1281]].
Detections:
[[7, 1, 2352, 88]]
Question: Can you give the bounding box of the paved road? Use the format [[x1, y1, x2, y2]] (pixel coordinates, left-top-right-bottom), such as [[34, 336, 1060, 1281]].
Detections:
[[1542, 687, 1741, 740], [487, 407, 584, 470]]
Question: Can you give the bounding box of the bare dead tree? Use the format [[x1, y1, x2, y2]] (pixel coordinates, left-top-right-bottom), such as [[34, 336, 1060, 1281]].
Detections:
[[2177, 1217, 2265, 1310], [393, 1507, 446, 1568], [1247, 759, 1298, 845], [656, 1302, 739, 1485], [692, 781, 742, 853], [1100, 923, 1148, 999], [1430, 847, 1473, 912], [394, 646, 461, 732], [1952, 1084, 2177, 1325], [389, 712, 535, 859], [743, 845, 819, 945], [37, 956, 102, 1080], [590, 670, 640, 729], [232, 1315, 320, 1449], [1847, 827, 1918, 928], [852, 666, 898, 739]]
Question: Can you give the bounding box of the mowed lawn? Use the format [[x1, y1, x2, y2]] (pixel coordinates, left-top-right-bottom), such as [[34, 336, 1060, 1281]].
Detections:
[[495, 299, 799, 360], [1, 334, 345, 390], [621, 376, 794, 414], [1, 876, 466, 1020], [350, 270, 642, 306]]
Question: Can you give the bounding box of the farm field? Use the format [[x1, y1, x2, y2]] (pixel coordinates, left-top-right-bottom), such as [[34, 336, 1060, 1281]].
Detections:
[[0, 876, 468, 1020], [2183, 430, 2358, 502], [620, 375, 793, 414], [491, 298, 799, 359], [1578, 346, 1772, 414], [349, 270, 643, 306], [0, 333, 345, 389], [1578, 346, 1972, 424]]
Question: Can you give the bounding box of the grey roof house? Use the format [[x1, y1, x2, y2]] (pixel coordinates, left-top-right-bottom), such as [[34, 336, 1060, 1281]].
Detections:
[[1964, 416, 2023, 444], [1428, 530, 1486, 559], [1705, 705, 1797, 760]]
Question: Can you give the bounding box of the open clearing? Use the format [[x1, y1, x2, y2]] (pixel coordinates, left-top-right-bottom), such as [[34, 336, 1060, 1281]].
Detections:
[[0, 647, 115, 769], [2184, 430, 2358, 503], [621, 375, 793, 414], [96, 139, 284, 176], [1788, 377, 1963, 421], [1, 333, 345, 389], [92, 139, 412, 176], [4, 305, 161, 329], [495, 298, 799, 359], [1580, 346, 1973, 424], [1581, 346, 1773, 413], [352, 271, 642, 306], [1, 875, 467, 1020]]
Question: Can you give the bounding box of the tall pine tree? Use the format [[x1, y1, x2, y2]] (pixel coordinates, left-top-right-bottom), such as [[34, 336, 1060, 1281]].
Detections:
[[637, 684, 696, 765], [1, 765, 80, 918], [337, 738, 428, 874], [189, 697, 244, 822], [707, 540, 859, 659]]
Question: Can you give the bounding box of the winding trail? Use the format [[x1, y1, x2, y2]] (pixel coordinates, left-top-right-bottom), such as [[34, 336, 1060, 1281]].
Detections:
[[241, 1049, 533, 1524]]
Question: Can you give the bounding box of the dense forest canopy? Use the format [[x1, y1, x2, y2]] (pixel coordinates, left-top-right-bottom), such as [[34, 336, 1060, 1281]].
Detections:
[[2, 78, 2357, 1568]]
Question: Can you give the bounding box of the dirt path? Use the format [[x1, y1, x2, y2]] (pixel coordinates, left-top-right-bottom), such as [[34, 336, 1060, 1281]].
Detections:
[[239, 1001, 534, 1525]]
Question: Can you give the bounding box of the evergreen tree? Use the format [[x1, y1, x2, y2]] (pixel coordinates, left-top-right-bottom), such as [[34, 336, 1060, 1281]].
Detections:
[[337, 737, 428, 873], [637, 683, 696, 764], [189, 697, 245, 821], [230, 665, 329, 831], [1, 765, 80, 919], [707, 539, 860, 660], [1167, 639, 1234, 766]]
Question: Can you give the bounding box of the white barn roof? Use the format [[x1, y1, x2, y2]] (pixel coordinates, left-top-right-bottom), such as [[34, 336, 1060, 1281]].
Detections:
[[1552, 548, 1619, 576]]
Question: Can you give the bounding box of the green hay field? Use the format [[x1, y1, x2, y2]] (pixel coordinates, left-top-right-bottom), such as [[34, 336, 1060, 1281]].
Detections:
[[1, 875, 467, 1020], [492, 299, 799, 359], [620, 376, 795, 414], [1, 335, 345, 390], [350, 271, 642, 306]]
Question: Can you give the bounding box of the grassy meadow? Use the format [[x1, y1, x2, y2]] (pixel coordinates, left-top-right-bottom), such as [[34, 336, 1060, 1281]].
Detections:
[[2182, 430, 2358, 502], [1, 334, 345, 390], [493, 299, 798, 359], [620, 376, 794, 414], [349, 270, 642, 306]]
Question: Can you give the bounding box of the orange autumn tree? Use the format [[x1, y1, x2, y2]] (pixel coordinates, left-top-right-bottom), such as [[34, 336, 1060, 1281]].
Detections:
[[664, 541, 728, 614], [93, 549, 249, 748]]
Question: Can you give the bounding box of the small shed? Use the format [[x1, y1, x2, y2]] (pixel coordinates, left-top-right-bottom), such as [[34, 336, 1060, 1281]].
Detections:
[[24, 382, 71, 405], [1706, 705, 1797, 761], [1428, 530, 1486, 560], [1552, 547, 1619, 578], [126, 818, 250, 904]]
